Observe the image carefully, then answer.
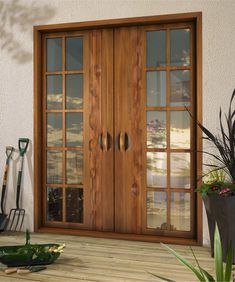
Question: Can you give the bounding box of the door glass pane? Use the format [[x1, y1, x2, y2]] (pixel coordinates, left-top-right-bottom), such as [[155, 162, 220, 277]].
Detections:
[[171, 153, 190, 188], [170, 29, 190, 66], [171, 192, 190, 231], [146, 31, 166, 67], [47, 187, 63, 221], [66, 74, 83, 109], [147, 71, 166, 107], [66, 113, 83, 147], [47, 38, 62, 72], [147, 111, 166, 148], [147, 192, 167, 229], [147, 152, 167, 188], [66, 151, 83, 184], [66, 188, 83, 223], [47, 75, 62, 109], [170, 70, 190, 106], [47, 113, 62, 147], [66, 37, 83, 70], [170, 111, 190, 149], [47, 151, 63, 184]]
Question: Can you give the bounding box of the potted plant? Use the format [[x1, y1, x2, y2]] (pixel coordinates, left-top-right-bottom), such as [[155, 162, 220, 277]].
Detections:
[[190, 89, 235, 263]]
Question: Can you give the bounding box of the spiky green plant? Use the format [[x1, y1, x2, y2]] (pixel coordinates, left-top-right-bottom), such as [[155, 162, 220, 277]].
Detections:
[[188, 89, 235, 184], [150, 224, 234, 282], [205, 167, 226, 184]]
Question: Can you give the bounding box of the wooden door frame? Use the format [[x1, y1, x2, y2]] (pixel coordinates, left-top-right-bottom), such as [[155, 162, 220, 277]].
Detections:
[[34, 12, 203, 245]]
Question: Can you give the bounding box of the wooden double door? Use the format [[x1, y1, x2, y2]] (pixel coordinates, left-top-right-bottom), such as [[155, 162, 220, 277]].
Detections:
[[43, 22, 196, 239]]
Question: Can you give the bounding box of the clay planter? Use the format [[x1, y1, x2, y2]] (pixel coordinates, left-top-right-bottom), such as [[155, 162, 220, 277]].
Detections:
[[204, 194, 235, 264]]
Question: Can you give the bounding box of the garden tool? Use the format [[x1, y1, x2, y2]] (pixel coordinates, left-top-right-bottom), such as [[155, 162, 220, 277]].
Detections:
[[5, 266, 47, 274], [0, 146, 14, 231], [8, 138, 29, 231]]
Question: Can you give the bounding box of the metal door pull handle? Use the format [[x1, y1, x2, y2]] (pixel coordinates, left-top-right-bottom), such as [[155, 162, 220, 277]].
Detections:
[[99, 132, 112, 151], [118, 132, 129, 151]]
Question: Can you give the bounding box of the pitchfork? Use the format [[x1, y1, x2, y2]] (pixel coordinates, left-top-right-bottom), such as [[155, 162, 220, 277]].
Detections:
[[7, 138, 29, 231]]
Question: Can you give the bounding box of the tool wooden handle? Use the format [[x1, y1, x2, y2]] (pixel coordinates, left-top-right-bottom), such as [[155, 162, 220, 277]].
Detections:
[[16, 171, 22, 209], [17, 268, 30, 274], [5, 267, 17, 274]]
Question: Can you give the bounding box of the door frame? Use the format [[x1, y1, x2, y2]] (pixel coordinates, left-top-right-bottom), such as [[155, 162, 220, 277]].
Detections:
[[34, 12, 203, 245]]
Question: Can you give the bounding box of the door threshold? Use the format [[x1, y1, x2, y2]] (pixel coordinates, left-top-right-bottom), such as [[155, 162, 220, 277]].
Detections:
[[36, 227, 201, 246]]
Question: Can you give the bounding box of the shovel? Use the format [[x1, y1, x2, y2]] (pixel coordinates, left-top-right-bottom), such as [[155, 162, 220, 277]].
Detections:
[[0, 146, 14, 231], [0, 147, 14, 230], [8, 138, 29, 231]]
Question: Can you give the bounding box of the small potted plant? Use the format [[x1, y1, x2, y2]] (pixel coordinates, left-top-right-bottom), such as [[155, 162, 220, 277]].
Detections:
[[191, 89, 235, 263]]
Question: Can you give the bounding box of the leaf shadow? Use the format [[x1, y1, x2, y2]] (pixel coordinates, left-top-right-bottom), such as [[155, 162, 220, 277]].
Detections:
[[0, 0, 56, 64]]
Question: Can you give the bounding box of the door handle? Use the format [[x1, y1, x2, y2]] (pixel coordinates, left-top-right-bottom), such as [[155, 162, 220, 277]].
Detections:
[[102, 132, 108, 151], [118, 132, 129, 151], [99, 131, 112, 151]]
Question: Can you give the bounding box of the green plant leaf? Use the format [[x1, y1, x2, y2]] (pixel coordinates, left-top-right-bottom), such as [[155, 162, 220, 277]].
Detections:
[[190, 246, 206, 280], [26, 229, 30, 245], [149, 272, 176, 282], [224, 241, 233, 282], [161, 243, 206, 282], [200, 268, 215, 282], [32, 253, 38, 260], [186, 89, 235, 184], [214, 224, 223, 282]]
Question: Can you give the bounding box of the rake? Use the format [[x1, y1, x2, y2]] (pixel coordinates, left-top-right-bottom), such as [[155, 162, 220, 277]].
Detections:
[[7, 138, 29, 231]]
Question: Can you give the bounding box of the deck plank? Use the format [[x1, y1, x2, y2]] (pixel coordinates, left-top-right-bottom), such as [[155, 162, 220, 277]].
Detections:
[[0, 232, 214, 282]]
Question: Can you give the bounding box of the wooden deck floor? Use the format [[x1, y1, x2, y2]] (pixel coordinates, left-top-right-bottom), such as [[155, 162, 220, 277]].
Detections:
[[0, 232, 214, 282]]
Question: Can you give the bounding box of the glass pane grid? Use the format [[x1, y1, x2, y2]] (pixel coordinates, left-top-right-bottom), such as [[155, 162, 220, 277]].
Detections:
[[45, 35, 85, 225], [145, 27, 193, 233]]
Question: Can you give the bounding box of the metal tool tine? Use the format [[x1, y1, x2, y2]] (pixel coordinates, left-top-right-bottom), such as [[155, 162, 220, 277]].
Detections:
[[8, 209, 17, 231], [18, 210, 25, 231], [14, 209, 25, 231]]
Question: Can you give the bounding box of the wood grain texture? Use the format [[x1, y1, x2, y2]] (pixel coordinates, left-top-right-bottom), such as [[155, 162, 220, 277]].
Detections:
[[34, 12, 202, 32], [114, 27, 144, 234], [0, 232, 213, 282], [196, 13, 203, 245], [33, 28, 42, 231], [89, 29, 114, 231]]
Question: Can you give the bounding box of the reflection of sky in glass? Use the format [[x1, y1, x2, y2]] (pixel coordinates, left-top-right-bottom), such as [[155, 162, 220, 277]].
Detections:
[[171, 153, 190, 188], [170, 111, 190, 149], [47, 113, 62, 147], [66, 188, 83, 223], [66, 37, 83, 70], [47, 187, 63, 221], [147, 111, 166, 148], [147, 152, 167, 188], [66, 151, 83, 184], [147, 191, 167, 229], [146, 30, 166, 67], [66, 74, 83, 109], [47, 75, 62, 109], [66, 113, 83, 147], [170, 70, 190, 107], [170, 29, 190, 66], [47, 38, 62, 72], [171, 192, 190, 231], [47, 151, 63, 184], [147, 71, 166, 107]]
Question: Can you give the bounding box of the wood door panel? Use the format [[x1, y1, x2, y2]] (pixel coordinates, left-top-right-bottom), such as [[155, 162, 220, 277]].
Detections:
[[114, 27, 145, 234], [89, 29, 114, 231]]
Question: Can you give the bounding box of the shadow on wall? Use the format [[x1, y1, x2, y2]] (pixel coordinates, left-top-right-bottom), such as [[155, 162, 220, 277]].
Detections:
[[0, 0, 56, 64]]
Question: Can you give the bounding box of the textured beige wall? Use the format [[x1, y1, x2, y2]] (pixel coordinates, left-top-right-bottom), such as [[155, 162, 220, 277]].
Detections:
[[0, 0, 234, 245]]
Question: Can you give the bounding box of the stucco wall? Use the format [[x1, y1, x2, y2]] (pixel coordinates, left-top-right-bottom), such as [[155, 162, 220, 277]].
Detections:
[[0, 0, 234, 245]]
